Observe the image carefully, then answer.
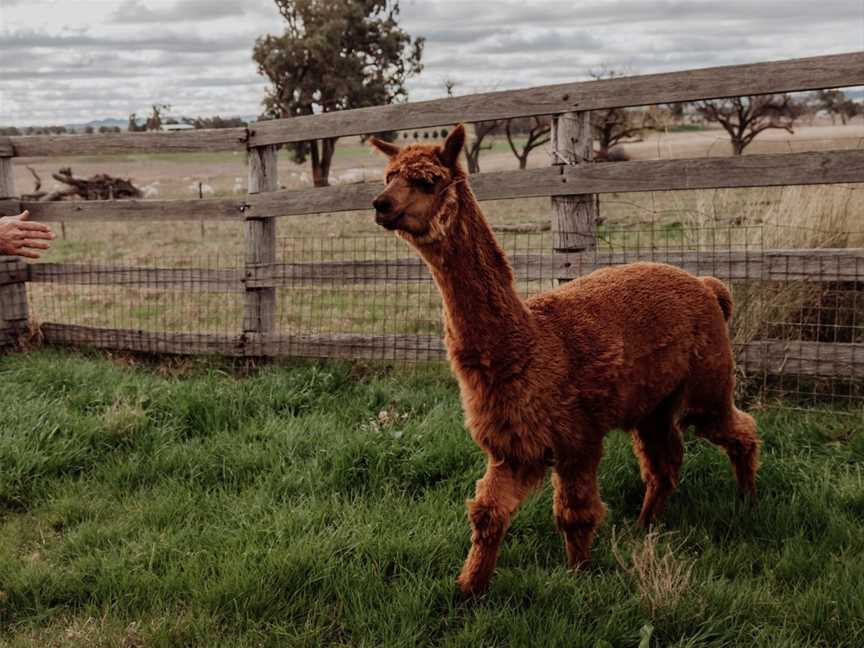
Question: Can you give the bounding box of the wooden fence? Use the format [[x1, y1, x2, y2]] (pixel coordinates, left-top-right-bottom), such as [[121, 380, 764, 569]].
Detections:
[[1, 51, 863, 384]]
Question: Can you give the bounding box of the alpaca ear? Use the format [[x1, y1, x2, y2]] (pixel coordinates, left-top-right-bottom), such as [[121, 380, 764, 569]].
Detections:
[[439, 124, 466, 167], [369, 137, 400, 158]]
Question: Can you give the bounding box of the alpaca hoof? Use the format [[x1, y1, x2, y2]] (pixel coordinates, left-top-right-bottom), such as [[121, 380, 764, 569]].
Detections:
[[568, 557, 590, 572], [637, 509, 661, 529], [456, 574, 489, 597]]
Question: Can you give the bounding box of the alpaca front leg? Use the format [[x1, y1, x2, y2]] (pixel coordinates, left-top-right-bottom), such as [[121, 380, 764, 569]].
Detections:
[[457, 460, 545, 596], [552, 444, 606, 568]]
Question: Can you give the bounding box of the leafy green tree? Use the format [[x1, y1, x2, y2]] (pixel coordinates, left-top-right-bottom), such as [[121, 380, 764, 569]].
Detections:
[[254, 0, 424, 187]]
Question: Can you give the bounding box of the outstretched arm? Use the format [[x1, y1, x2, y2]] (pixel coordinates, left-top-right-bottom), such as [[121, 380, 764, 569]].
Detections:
[[0, 210, 54, 259]]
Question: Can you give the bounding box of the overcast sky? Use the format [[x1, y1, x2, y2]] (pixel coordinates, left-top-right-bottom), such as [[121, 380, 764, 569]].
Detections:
[[1, 0, 862, 126]]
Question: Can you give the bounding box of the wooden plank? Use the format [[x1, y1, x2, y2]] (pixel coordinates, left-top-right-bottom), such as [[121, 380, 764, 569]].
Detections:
[[21, 197, 243, 222], [551, 111, 595, 252], [0, 326, 17, 348], [249, 52, 864, 146], [0, 258, 28, 285], [247, 249, 864, 287], [244, 145, 279, 335], [20, 249, 862, 294], [525, 249, 864, 283], [0, 138, 13, 158], [28, 263, 242, 292], [0, 199, 22, 216], [0, 259, 28, 335], [9, 128, 248, 158], [557, 150, 864, 194], [242, 149, 864, 218], [18, 150, 864, 223], [739, 340, 864, 378], [37, 322, 864, 378], [38, 323, 445, 360], [41, 323, 245, 356], [0, 157, 14, 199]]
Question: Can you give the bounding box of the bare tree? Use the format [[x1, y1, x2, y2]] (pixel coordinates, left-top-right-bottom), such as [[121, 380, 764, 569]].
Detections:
[[443, 78, 458, 98], [442, 78, 501, 173], [504, 116, 550, 169], [464, 121, 501, 174], [696, 94, 802, 155], [145, 104, 171, 132], [591, 108, 643, 161], [588, 68, 644, 161]]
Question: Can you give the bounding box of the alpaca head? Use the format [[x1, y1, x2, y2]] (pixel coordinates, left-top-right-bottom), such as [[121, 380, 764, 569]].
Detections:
[[370, 124, 466, 245]]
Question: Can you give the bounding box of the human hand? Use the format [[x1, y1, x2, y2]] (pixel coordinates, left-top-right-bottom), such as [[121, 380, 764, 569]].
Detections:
[[0, 210, 55, 259]]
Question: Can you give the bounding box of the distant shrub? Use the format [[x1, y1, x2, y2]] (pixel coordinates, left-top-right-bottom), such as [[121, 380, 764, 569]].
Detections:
[[597, 146, 630, 163], [440, 128, 449, 138], [423, 132, 429, 139]]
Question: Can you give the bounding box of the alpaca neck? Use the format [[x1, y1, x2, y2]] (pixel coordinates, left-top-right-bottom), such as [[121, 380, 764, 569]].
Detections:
[[418, 185, 534, 369]]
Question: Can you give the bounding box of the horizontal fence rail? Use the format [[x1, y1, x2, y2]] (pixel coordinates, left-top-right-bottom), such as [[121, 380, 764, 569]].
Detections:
[[248, 52, 864, 147], [12, 149, 864, 223], [24, 249, 864, 289], [6, 128, 248, 158], [34, 324, 864, 380], [740, 341, 864, 379], [4, 52, 862, 156]]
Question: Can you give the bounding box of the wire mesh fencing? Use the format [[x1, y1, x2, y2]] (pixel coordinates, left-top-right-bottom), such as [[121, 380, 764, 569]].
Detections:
[[14, 217, 864, 413]]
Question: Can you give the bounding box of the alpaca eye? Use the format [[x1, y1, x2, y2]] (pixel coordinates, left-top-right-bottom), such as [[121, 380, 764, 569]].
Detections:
[[413, 178, 435, 193]]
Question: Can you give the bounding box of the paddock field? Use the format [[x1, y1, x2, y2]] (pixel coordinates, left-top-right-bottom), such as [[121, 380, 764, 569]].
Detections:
[[0, 349, 862, 647]]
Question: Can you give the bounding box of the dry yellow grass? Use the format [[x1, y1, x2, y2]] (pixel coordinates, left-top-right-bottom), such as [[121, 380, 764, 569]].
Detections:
[[611, 528, 695, 616]]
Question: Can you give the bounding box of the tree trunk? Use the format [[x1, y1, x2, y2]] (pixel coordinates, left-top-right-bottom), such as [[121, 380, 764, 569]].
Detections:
[[310, 137, 338, 187], [465, 148, 481, 174]]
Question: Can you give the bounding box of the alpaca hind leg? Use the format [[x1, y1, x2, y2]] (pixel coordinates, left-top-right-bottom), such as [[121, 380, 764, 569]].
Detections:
[[552, 442, 605, 568], [695, 407, 760, 499], [457, 460, 545, 596], [631, 413, 684, 528]]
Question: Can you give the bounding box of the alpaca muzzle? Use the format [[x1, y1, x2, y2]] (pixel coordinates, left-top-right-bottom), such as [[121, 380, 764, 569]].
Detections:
[[375, 211, 403, 230], [372, 195, 403, 230]]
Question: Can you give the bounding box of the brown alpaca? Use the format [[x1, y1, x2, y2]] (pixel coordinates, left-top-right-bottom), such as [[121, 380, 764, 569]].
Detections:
[[370, 125, 760, 596]]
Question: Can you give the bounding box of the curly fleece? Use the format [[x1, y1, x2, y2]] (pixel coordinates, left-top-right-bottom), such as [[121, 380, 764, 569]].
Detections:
[[372, 125, 761, 596]]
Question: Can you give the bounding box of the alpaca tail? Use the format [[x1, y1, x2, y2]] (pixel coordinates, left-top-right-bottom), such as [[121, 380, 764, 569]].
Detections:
[[701, 276, 733, 322]]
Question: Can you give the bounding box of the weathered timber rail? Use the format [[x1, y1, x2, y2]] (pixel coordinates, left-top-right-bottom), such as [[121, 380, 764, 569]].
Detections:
[[12, 149, 864, 223], [0, 50, 862, 390]]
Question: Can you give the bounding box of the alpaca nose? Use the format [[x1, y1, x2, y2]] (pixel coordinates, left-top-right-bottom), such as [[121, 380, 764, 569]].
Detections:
[[373, 196, 392, 214]]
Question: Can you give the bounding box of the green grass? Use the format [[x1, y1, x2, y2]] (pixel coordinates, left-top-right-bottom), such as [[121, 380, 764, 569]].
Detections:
[[0, 349, 862, 647]]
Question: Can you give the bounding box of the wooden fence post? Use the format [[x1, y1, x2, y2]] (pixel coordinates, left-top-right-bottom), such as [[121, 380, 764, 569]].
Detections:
[[0, 146, 29, 348], [243, 145, 278, 346], [0, 139, 14, 200], [0, 259, 28, 348], [550, 112, 596, 253]]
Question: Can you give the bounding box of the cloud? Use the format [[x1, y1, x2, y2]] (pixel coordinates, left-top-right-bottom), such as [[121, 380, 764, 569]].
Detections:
[[0, 29, 253, 53], [110, 0, 251, 24], [1, 0, 862, 126]]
